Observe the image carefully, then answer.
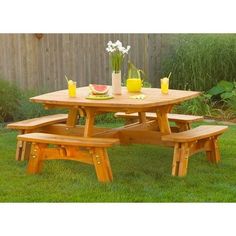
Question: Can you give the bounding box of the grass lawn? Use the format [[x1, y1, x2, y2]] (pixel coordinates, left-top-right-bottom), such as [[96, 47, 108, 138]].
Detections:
[[0, 121, 236, 202]]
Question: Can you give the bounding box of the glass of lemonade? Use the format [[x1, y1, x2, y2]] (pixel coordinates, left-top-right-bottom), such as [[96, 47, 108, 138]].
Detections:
[[68, 80, 77, 97], [161, 77, 169, 94]]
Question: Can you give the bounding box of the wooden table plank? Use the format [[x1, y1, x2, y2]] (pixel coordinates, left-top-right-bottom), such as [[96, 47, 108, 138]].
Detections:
[[30, 87, 201, 109]]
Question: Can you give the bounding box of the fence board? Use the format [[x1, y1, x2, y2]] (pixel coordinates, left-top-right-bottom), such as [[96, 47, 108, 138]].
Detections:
[[0, 33, 175, 92]]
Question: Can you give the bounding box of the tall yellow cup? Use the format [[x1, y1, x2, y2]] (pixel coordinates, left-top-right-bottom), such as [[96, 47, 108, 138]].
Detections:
[[161, 77, 169, 94], [68, 81, 77, 97]]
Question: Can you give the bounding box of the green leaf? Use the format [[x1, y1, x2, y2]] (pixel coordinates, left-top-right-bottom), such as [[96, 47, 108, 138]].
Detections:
[[221, 92, 234, 100], [204, 93, 212, 99], [218, 80, 234, 92], [207, 85, 225, 96]]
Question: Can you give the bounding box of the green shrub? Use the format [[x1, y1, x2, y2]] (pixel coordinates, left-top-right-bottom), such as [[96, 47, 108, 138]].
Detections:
[[16, 90, 61, 120], [173, 94, 212, 116], [0, 78, 64, 123], [227, 96, 236, 117], [0, 79, 22, 122], [206, 80, 236, 119], [95, 113, 123, 124], [173, 92, 236, 120], [207, 80, 236, 100], [78, 112, 123, 125], [161, 34, 236, 91]]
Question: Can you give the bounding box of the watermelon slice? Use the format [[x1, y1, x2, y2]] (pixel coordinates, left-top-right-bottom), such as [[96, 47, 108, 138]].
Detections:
[[89, 84, 109, 95]]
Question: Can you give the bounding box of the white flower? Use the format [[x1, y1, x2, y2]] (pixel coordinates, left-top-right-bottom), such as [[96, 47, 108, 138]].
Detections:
[[106, 46, 112, 52], [107, 41, 113, 46], [115, 40, 122, 47], [106, 46, 116, 53], [122, 45, 131, 54], [106, 41, 130, 54], [106, 40, 130, 72], [118, 46, 125, 52]]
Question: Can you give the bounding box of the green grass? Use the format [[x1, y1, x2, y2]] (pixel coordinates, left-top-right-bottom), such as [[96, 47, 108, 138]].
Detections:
[[0, 121, 236, 202]]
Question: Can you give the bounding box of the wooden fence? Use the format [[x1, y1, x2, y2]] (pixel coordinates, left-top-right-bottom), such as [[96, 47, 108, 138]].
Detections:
[[0, 34, 178, 92]]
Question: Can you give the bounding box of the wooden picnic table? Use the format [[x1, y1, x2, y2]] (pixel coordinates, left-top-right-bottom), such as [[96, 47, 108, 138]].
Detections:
[[30, 86, 201, 146], [12, 86, 228, 182]]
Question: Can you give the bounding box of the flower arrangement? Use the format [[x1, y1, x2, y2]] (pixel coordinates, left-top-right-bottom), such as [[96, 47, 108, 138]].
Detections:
[[106, 40, 131, 73]]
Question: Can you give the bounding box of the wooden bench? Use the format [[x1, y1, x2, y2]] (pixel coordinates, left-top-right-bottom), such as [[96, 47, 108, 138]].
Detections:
[[162, 125, 228, 177], [115, 112, 204, 131], [17, 133, 120, 182], [7, 114, 68, 161]]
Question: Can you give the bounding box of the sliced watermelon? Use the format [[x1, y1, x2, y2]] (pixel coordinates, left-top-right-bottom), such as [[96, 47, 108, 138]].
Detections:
[[89, 84, 109, 95]]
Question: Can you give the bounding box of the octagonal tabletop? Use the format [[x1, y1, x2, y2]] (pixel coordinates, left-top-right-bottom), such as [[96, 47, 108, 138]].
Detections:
[[30, 86, 201, 110]]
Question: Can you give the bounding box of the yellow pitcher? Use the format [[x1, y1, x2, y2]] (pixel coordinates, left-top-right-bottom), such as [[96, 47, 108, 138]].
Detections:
[[126, 61, 145, 93], [126, 78, 142, 92]]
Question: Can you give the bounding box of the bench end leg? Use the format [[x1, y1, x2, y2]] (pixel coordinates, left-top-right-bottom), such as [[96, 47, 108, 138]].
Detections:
[[172, 143, 190, 177], [206, 138, 221, 164], [15, 140, 23, 161], [172, 144, 180, 176], [27, 143, 44, 174], [92, 148, 113, 182]]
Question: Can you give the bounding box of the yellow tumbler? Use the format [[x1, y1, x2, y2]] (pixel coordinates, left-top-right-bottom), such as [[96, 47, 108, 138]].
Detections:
[[161, 77, 169, 94], [68, 81, 77, 97]]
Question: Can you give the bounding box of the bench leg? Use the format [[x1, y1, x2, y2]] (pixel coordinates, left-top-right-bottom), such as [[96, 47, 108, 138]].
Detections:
[[16, 141, 31, 161], [15, 130, 32, 161], [206, 137, 221, 164], [21, 142, 32, 161], [15, 140, 23, 161], [172, 144, 181, 176], [178, 143, 190, 176], [92, 147, 113, 182], [172, 143, 190, 177], [27, 143, 45, 174], [175, 122, 191, 132]]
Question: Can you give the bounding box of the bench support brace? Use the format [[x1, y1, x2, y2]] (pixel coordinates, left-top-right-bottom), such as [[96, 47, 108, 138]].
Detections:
[[172, 136, 221, 177], [27, 143, 113, 182]]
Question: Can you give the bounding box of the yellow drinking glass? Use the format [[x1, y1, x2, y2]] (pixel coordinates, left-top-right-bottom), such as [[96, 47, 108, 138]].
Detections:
[[68, 81, 77, 97], [161, 77, 169, 94], [126, 78, 142, 92]]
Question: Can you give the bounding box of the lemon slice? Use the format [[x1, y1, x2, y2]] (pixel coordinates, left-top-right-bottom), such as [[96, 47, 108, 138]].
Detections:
[[129, 94, 146, 100]]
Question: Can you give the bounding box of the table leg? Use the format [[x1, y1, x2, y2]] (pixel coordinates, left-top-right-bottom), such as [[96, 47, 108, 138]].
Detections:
[[156, 105, 173, 135], [66, 108, 78, 127], [138, 112, 147, 123], [84, 109, 95, 137]]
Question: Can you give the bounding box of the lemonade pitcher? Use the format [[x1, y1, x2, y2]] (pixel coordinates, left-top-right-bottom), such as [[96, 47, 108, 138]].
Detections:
[[126, 61, 145, 93]]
